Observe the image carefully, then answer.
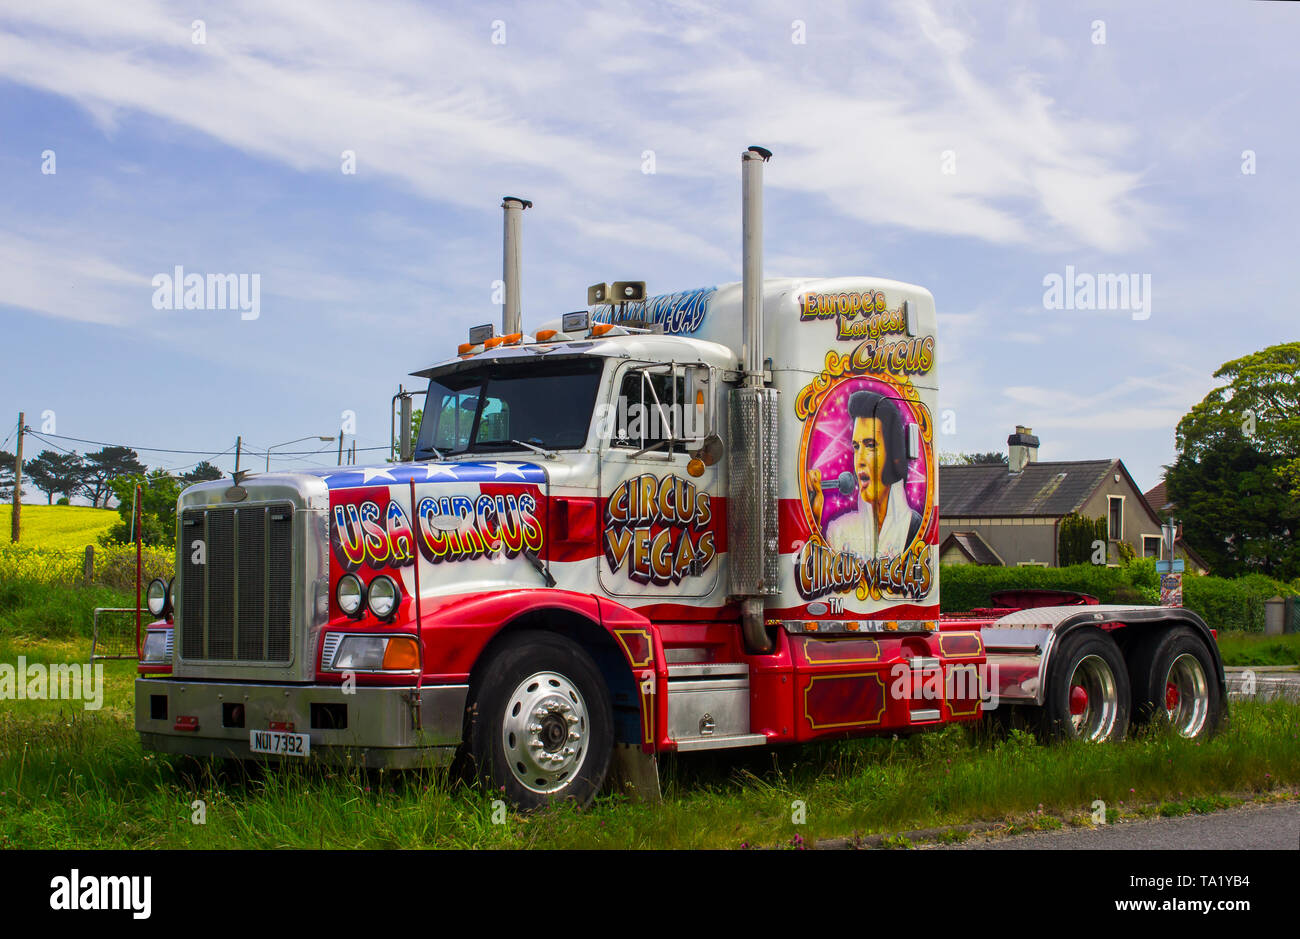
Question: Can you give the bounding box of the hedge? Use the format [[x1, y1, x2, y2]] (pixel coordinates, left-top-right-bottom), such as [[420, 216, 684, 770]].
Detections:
[[0, 542, 173, 592], [941, 561, 1298, 633]]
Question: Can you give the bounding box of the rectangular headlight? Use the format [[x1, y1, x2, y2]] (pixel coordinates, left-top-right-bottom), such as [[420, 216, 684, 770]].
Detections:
[[142, 629, 173, 664], [332, 636, 389, 671]]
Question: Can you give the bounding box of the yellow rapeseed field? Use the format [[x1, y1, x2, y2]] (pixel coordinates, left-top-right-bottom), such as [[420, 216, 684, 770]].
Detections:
[[0, 504, 117, 548]]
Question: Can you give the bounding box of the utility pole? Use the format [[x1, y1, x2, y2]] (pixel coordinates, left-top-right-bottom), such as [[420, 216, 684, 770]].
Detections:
[[337, 435, 344, 466], [10, 412, 23, 543], [234, 436, 242, 476]]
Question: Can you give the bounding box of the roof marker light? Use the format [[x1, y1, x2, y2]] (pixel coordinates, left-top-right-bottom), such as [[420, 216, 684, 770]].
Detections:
[[535, 329, 557, 341], [483, 336, 506, 349], [591, 323, 616, 337]]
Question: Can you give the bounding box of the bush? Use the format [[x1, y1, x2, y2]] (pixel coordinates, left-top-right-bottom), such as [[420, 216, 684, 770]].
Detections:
[[1058, 513, 1107, 566], [0, 542, 173, 591], [939, 563, 1138, 611], [942, 561, 1297, 632]]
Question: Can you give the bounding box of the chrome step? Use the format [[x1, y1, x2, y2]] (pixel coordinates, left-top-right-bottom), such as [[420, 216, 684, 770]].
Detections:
[[666, 662, 749, 679], [674, 733, 767, 752]]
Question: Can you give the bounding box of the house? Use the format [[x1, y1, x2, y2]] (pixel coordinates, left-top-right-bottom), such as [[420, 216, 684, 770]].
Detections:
[[938, 426, 1171, 568], [1141, 479, 1212, 575]]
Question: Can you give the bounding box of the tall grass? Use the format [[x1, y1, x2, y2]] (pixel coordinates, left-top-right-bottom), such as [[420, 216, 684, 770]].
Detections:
[[1216, 631, 1300, 667], [0, 640, 1295, 850]]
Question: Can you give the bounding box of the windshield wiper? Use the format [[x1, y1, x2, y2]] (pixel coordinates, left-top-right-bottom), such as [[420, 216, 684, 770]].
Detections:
[[510, 439, 558, 461]]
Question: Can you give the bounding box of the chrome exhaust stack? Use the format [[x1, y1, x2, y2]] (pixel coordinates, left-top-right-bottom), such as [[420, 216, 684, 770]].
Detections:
[[501, 196, 532, 336], [728, 147, 779, 654], [741, 147, 771, 386]]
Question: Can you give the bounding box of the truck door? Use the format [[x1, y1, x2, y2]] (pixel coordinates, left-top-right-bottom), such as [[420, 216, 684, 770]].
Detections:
[[598, 362, 722, 600]]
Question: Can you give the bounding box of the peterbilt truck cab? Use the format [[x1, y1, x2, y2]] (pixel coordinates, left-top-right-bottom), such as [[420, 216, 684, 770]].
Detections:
[[136, 148, 1224, 808]]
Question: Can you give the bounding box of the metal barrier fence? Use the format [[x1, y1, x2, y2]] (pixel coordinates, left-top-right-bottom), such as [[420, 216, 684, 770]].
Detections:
[[90, 608, 142, 662]]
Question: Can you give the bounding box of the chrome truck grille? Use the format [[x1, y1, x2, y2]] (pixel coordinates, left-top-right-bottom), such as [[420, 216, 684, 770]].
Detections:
[[180, 503, 294, 663], [172, 473, 330, 683]]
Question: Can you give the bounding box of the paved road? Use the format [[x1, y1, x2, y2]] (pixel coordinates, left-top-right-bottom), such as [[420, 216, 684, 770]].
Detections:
[[936, 800, 1299, 850], [1225, 666, 1300, 702]]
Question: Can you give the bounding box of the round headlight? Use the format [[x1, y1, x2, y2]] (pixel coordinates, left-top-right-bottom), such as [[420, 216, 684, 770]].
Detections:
[[146, 578, 168, 617], [367, 575, 399, 619], [336, 574, 364, 616]]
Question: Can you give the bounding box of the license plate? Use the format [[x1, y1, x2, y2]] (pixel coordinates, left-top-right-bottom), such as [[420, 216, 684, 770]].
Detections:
[[249, 728, 310, 757]]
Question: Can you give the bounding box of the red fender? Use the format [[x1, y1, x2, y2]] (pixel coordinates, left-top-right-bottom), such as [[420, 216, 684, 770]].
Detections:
[[373, 588, 667, 752]]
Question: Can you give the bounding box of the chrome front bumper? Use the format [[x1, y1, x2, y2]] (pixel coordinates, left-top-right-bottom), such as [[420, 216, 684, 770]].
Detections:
[[136, 677, 468, 769]]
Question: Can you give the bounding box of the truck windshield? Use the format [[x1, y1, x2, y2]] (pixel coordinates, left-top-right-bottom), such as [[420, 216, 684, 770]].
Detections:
[[415, 357, 603, 457]]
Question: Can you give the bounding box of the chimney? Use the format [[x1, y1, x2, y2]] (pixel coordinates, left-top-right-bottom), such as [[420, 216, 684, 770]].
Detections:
[[1008, 425, 1039, 472]]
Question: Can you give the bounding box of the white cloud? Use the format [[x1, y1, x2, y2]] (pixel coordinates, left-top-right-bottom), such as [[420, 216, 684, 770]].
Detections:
[[0, 230, 148, 325], [0, 0, 1160, 279]]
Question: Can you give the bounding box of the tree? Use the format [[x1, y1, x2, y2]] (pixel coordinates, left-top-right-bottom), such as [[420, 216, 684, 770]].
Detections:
[[0, 449, 15, 502], [1058, 513, 1107, 566], [82, 446, 146, 508], [24, 450, 86, 504], [181, 461, 224, 484], [104, 469, 183, 547], [939, 451, 1009, 466], [1166, 342, 1300, 580]]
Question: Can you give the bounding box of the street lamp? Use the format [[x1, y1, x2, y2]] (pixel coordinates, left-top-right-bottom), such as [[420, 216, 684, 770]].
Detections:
[[267, 435, 335, 471]]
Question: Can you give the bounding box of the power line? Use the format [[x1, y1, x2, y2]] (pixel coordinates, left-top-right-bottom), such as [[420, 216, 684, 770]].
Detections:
[[159, 443, 238, 474], [32, 430, 385, 458]]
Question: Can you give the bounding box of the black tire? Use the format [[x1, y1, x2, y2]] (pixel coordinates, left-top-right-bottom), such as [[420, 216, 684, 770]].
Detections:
[[1129, 626, 1223, 739], [465, 630, 613, 809], [1039, 628, 1131, 742]]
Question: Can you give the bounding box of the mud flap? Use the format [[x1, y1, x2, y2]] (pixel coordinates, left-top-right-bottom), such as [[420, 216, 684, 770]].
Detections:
[[609, 743, 662, 803]]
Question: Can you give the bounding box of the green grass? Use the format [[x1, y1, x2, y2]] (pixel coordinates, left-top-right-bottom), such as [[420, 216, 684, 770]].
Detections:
[[0, 581, 137, 638], [1217, 631, 1300, 667], [0, 504, 118, 549], [0, 633, 1296, 849]]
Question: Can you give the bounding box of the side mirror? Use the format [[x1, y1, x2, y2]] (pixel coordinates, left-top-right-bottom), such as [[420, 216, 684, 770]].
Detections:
[[691, 433, 724, 467]]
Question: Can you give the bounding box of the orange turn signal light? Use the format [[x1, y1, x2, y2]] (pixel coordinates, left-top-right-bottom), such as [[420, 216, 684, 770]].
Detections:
[[458, 342, 476, 355], [483, 336, 506, 349], [535, 329, 557, 341], [590, 323, 616, 337], [502, 332, 523, 346], [383, 636, 420, 670]]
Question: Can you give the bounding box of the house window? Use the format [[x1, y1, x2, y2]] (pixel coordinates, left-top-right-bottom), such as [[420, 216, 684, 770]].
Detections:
[[1108, 496, 1124, 541], [1016, 560, 1049, 567], [1142, 535, 1162, 559]]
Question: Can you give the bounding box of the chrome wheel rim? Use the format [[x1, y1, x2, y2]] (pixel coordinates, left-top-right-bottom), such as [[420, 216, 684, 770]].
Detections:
[[1163, 653, 1209, 737], [1067, 654, 1119, 741], [502, 670, 589, 794]]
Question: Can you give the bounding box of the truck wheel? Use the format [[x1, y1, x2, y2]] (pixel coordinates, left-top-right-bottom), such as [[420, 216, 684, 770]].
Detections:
[[1130, 627, 1222, 739], [466, 631, 613, 809], [1041, 628, 1130, 742]]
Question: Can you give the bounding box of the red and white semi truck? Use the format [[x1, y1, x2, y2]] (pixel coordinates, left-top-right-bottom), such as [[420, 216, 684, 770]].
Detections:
[[135, 147, 1225, 807]]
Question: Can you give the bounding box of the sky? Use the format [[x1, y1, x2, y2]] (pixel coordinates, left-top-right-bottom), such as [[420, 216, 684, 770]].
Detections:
[[1, 0, 1296, 497]]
